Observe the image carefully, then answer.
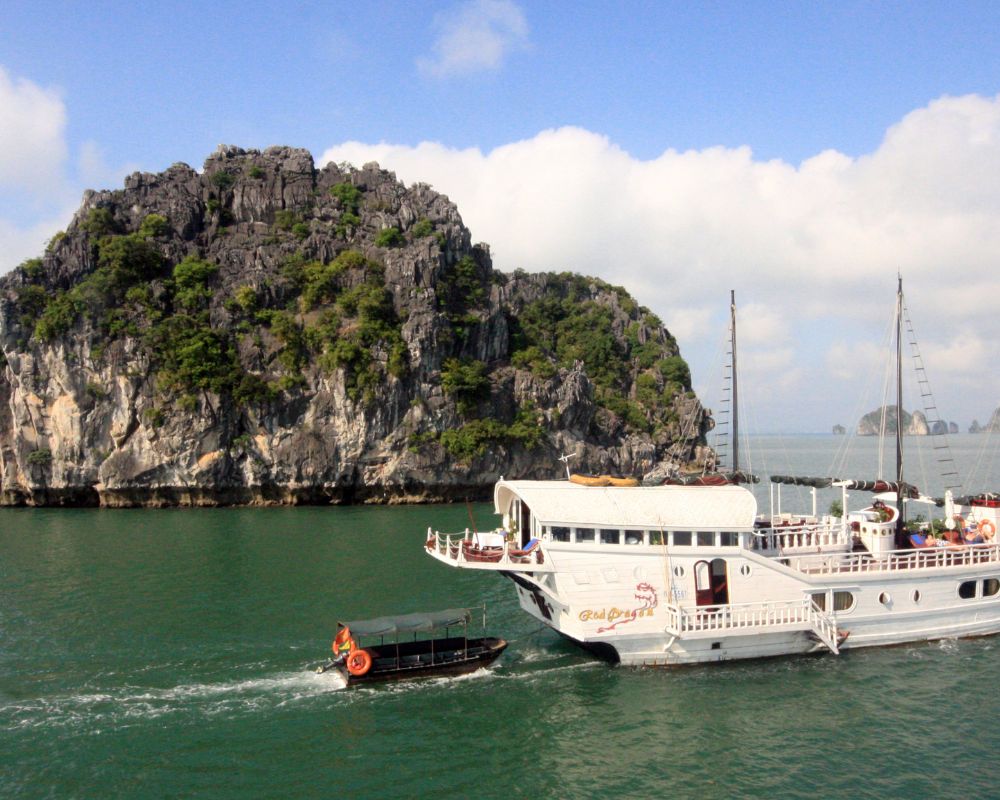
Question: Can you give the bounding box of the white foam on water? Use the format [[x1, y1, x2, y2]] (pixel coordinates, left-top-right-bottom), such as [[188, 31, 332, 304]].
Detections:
[[1, 668, 349, 731]]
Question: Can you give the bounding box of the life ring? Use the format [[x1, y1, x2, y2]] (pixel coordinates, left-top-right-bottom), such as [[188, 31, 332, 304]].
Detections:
[[979, 519, 996, 540], [346, 649, 372, 676]]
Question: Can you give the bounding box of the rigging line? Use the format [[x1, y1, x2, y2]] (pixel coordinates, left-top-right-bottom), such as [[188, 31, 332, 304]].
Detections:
[[828, 304, 896, 479], [901, 299, 964, 494], [875, 296, 899, 482], [968, 411, 998, 491], [504, 622, 550, 644]]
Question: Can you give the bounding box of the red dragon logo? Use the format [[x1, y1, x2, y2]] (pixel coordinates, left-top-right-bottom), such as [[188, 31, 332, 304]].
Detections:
[[596, 582, 658, 633]]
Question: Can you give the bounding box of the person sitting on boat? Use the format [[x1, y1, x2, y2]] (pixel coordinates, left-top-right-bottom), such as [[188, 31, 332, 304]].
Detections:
[[964, 526, 984, 544], [332, 626, 355, 664]]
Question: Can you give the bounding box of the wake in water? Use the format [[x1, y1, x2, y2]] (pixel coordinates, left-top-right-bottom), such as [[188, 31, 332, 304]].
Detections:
[[1, 668, 349, 732], [1, 644, 603, 734]]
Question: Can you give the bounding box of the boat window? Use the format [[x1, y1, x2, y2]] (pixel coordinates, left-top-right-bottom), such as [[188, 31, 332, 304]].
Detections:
[[984, 578, 1000, 597], [833, 591, 855, 612], [740, 564, 752, 577], [649, 531, 665, 546], [575, 528, 595, 543], [720, 531, 738, 547], [551, 526, 570, 542], [624, 530, 643, 545], [673, 531, 692, 546], [911, 589, 921, 604], [811, 592, 827, 611], [673, 565, 685, 578], [697, 531, 714, 547], [600, 529, 621, 545], [878, 591, 892, 607], [959, 581, 977, 599]]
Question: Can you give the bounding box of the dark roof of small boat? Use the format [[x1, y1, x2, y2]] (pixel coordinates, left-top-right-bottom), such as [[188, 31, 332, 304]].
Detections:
[[340, 608, 471, 637]]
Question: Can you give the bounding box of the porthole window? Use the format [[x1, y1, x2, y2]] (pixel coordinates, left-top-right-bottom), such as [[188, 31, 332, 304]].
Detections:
[[959, 581, 977, 599], [740, 564, 752, 577], [673, 565, 685, 578], [878, 591, 892, 607], [911, 589, 921, 604], [984, 579, 1000, 598], [833, 591, 856, 612]]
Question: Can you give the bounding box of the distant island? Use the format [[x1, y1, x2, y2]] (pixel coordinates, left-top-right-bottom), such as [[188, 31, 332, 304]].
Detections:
[[856, 406, 959, 436], [832, 424, 846, 435], [970, 409, 1000, 433]]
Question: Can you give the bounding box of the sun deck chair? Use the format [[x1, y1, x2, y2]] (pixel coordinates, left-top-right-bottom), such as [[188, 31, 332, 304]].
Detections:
[[909, 533, 930, 549], [509, 538, 543, 563]]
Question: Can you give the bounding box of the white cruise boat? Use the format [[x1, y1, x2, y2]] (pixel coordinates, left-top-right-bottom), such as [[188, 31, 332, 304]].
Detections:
[[425, 282, 1000, 665], [424, 477, 1000, 665]]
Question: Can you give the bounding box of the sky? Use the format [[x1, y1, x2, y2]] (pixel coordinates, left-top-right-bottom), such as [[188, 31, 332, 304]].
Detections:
[[2, 0, 1000, 434]]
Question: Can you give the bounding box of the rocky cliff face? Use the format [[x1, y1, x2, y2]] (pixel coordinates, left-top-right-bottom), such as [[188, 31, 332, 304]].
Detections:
[[0, 146, 711, 506]]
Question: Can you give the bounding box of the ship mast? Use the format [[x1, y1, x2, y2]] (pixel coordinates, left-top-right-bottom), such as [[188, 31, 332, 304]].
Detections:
[[731, 290, 739, 474], [896, 275, 905, 540]]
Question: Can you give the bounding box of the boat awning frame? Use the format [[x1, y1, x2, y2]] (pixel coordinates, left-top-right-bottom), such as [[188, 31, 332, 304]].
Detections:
[[340, 608, 471, 637]]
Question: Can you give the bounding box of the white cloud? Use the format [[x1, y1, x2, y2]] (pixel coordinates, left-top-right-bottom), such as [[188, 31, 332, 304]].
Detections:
[[0, 65, 67, 196], [0, 214, 68, 270], [418, 0, 529, 77], [319, 93, 1000, 430], [0, 70, 137, 274]]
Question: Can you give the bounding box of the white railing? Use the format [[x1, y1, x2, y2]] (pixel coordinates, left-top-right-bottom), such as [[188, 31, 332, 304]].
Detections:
[[662, 598, 841, 652], [750, 522, 852, 554], [788, 542, 1000, 575], [807, 600, 841, 654], [663, 598, 813, 634], [424, 527, 545, 568]]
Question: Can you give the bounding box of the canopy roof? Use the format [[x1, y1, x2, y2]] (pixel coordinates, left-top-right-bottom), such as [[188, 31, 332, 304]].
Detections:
[[494, 480, 758, 530], [340, 608, 471, 637]]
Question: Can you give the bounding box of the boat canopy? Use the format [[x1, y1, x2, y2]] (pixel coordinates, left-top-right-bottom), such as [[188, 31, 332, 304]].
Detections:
[[494, 479, 758, 530], [340, 608, 471, 637]]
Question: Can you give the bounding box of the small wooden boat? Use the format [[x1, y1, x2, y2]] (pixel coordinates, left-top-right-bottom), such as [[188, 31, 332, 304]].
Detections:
[[315, 608, 507, 685]]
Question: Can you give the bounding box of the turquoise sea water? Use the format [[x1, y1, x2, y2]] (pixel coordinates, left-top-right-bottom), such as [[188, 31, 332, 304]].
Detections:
[[3, 435, 1000, 799]]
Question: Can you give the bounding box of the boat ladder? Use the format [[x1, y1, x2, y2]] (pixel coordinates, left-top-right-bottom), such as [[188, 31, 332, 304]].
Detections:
[[805, 601, 843, 655]]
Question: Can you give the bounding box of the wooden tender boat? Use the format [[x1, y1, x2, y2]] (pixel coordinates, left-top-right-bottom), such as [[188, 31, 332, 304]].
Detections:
[[315, 608, 507, 685]]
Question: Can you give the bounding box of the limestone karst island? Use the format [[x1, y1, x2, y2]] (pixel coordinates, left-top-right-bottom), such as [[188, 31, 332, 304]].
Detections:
[[0, 146, 711, 507]]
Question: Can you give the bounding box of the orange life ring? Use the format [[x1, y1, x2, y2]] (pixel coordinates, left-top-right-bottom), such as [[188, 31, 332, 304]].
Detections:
[[979, 519, 996, 540], [347, 649, 373, 676]]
